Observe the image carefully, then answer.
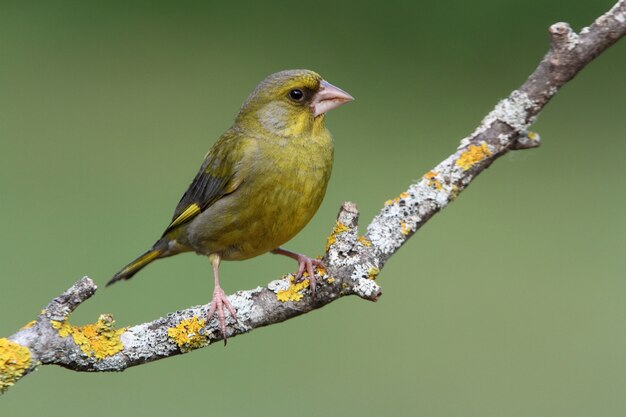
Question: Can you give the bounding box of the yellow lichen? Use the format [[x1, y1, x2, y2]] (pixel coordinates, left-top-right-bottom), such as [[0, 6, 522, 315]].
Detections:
[[276, 276, 310, 302], [51, 319, 69, 335], [385, 196, 403, 206], [367, 267, 380, 280], [325, 234, 337, 251], [326, 277, 336, 284], [456, 142, 491, 170], [20, 321, 36, 330], [385, 192, 409, 207], [400, 221, 411, 235], [527, 131, 539, 140], [326, 221, 350, 251], [358, 235, 372, 247], [423, 171, 443, 190], [385, 192, 411, 206], [0, 338, 32, 393], [167, 317, 208, 352], [449, 184, 460, 201], [51, 314, 125, 360], [332, 221, 349, 235]]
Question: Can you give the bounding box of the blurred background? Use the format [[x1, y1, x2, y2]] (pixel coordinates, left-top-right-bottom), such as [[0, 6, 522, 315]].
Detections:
[[1, 0, 624, 416]]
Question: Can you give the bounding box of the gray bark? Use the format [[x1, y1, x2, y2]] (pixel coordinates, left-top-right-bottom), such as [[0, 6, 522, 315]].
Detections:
[[1, 0, 625, 395]]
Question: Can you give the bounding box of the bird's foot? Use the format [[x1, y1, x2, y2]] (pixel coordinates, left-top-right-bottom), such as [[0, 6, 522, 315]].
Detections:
[[293, 255, 323, 293], [271, 248, 324, 294], [207, 286, 237, 345]]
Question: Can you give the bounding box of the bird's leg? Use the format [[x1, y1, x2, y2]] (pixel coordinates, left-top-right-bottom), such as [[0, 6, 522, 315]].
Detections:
[[207, 253, 237, 345], [271, 247, 323, 294]]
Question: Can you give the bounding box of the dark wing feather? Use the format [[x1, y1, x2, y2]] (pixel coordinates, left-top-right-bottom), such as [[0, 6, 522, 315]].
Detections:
[[162, 132, 247, 236]]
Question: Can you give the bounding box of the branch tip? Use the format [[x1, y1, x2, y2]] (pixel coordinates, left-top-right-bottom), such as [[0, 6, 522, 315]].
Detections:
[[337, 201, 359, 228], [550, 22, 573, 36], [353, 278, 383, 302], [549, 22, 579, 52], [511, 131, 542, 150], [45, 276, 97, 320]]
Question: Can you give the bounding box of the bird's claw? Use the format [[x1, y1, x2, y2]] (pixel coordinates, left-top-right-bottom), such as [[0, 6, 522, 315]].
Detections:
[[294, 255, 324, 294], [271, 248, 324, 295], [207, 286, 237, 345]]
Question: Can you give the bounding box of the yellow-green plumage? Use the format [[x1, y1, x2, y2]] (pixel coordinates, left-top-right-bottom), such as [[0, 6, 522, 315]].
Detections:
[[170, 120, 333, 261], [107, 69, 353, 338]]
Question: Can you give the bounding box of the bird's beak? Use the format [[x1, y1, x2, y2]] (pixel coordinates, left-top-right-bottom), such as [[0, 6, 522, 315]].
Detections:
[[312, 80, 354, 118]]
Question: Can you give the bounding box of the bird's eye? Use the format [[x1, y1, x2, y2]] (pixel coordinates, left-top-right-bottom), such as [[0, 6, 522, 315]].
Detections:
[[288, 89, 305, 102]]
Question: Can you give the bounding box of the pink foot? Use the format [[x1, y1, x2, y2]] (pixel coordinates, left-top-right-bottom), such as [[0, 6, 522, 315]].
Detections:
[[271, 248, 324, 294], [207, 286, 237, 345], [294, 255, 323, 293]]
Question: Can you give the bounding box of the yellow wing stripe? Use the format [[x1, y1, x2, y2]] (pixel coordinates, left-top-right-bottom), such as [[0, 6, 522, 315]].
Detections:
[[167, 203, 201, 230]]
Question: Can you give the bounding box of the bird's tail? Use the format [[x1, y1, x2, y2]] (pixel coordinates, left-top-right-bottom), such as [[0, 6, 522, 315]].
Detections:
[[107, 240, 167, 287]]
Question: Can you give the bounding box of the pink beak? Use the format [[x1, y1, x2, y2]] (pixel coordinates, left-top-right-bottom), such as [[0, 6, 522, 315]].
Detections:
[[311, 80, 354, 117]]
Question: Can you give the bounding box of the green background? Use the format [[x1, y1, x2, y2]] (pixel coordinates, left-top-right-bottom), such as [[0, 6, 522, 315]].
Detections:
[[1, 1, 625, 416]]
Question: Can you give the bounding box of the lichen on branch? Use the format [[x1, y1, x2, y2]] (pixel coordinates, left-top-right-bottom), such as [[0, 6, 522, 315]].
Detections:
[[1, 0, 625, 395]]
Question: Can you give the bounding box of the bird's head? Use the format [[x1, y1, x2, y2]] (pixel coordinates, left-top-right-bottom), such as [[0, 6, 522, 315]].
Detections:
[[235, 69, 354, 137]]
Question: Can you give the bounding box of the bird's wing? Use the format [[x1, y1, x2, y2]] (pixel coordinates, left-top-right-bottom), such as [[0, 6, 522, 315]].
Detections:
[[162, 132, 251, 235]]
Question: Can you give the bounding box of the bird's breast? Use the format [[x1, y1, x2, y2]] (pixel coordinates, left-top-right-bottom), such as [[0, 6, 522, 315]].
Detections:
[[185, 130, 333, 260]]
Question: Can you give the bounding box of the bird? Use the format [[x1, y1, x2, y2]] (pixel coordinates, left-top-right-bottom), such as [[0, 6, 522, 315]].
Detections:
[[107, 69, 353, 343]]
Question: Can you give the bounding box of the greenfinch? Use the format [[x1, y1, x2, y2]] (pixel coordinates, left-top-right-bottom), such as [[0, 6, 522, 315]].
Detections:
[[108, 69, 353, 342]]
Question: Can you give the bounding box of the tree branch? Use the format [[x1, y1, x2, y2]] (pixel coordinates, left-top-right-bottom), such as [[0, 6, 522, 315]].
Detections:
[[1, 0, 624, 395]]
